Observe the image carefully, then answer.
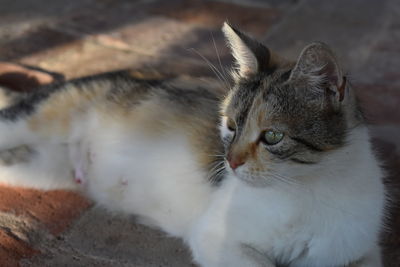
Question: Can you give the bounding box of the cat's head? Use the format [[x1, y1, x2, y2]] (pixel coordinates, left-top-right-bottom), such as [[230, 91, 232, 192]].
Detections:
[[220, 22, 363, 186]]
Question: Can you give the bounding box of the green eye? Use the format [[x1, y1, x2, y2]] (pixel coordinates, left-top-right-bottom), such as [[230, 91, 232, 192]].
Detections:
[[263, 130, 284, 145]]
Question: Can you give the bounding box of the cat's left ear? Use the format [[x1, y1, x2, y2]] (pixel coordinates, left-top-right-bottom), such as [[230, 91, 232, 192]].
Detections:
[[222, 22, 276, 79], [289, 42, 346, 102]]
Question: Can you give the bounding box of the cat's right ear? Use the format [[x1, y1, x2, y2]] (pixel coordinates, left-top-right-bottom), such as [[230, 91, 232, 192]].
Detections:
[[222, 22, 275, 79]]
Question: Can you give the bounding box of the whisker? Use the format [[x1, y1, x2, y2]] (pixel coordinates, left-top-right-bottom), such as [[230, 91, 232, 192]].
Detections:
[[206, 153, 226, 158], [208, 161, 225, 175], [188, 48, 230, 91], [245, 170, 363, 219], [269, 174, 300, 186], [210, 32, 229, 85], [193, 48, 228, 89], [269, 171, 303, 186], [250, 170, 303, 187], [206, 164, 226, 181]]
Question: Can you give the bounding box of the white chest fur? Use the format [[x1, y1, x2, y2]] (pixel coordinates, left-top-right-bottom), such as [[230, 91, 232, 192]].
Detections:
[[188, 128, 385, 267]]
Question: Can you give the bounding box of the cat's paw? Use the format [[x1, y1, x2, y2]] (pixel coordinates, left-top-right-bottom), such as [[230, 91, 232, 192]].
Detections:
[[189, 224, 275, 267]]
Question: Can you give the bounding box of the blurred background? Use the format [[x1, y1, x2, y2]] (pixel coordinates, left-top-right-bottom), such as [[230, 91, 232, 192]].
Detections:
[[0, 0, 399, 266]]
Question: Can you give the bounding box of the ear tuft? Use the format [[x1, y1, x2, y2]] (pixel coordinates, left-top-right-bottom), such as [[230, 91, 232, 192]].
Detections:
[[222, 22, 271, 79]]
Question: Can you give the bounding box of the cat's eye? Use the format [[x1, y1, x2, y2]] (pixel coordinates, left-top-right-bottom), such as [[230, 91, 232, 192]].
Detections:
[[263, 130, 284, 145], [226, 118, 236, 132]]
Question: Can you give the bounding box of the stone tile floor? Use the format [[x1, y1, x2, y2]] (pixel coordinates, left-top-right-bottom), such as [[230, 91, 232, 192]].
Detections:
[[0, 0, 399, 266]]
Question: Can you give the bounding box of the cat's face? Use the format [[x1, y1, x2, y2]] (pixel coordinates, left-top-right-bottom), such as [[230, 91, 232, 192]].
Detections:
[[220, 23, 361, 186]]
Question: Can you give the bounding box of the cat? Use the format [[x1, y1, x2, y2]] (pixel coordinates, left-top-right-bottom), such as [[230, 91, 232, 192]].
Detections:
[[0, 22, 385, 267]]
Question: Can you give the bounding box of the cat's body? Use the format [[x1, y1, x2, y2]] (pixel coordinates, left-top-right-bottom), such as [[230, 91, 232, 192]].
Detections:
[[0, 23, 385, 267], [0, 72, 224, 238]]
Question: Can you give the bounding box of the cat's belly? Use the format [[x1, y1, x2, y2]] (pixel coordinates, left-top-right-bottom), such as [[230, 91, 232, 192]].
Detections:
[[83, 126, 214, 238]]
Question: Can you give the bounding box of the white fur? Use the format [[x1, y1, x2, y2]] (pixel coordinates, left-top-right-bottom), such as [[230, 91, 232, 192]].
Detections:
[[0, 120, 35, 149], [220, 116, 234, 138], [0, 111, 214, 238], [0, 143, 77, 190], [81, 111, 214, 237], [189, 126, 385, 267]]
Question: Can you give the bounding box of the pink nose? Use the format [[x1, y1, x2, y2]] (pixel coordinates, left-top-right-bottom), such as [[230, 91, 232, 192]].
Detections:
[[228, 158, 245, 170]]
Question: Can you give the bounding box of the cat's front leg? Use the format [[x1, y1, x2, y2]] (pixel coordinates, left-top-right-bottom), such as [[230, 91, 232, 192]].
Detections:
[[189, 225, 275, 267]]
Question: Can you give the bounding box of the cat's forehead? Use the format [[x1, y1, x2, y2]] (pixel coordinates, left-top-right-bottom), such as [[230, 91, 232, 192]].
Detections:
[[225, 71, 298, 119]]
